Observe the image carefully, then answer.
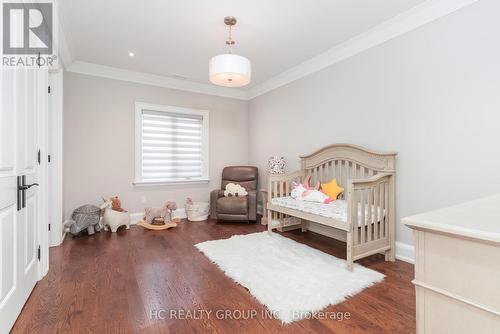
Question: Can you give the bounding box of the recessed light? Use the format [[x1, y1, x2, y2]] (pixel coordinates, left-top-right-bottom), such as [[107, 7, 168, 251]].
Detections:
[[128, 51, 135, 57]]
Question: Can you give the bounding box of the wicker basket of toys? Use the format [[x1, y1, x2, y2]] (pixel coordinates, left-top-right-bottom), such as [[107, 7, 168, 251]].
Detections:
[[185, 198, 210, 222]]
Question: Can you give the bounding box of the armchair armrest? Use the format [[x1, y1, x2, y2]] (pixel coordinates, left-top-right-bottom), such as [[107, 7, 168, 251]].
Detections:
[[210, 189, 223, 219], [248, 190, 257, 221]]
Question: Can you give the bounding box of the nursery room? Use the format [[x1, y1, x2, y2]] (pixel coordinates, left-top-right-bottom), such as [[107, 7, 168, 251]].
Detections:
[[1, 0, 500, 333]]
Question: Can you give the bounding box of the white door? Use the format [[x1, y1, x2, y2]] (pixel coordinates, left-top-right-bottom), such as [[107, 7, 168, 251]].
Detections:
[[0, 66, 44, 333]]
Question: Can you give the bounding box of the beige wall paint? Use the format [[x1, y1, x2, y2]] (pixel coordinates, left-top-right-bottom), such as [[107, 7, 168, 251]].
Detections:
[[248, 0, 500, 246], [63, 72, 248, 219]]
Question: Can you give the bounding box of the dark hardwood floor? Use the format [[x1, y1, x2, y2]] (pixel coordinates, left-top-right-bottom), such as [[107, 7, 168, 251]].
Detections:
[[11, 219, 415, 334]]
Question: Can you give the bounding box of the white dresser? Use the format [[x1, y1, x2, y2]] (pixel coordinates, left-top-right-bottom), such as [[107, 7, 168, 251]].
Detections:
[[404, 195, 500, 334]]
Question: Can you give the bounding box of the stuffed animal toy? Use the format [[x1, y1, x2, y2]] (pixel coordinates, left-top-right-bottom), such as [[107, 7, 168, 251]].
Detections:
[[291, 178, 333, 204], [224, 183, 248, 197], [302, 175, 320, 190], [144, 201, 177, 225], [111, 196, 125, 212], [101, 199, 130, 232]]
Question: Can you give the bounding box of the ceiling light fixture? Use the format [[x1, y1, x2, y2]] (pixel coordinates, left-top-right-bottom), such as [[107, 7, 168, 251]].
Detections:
[[209, 16, 251, 87], [128, 51, 135, 57]]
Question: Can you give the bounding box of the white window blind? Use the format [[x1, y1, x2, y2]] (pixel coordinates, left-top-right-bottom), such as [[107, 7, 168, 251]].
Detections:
[[135, 103, 209, 184]]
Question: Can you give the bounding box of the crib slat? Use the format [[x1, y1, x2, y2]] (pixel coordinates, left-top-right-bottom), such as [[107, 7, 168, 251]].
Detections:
[[342, 161, 347, 197], [347, 161, 352, 185], [351, 162, 356, 183], [380, 182, 385, 238], [374, 182, 380, 240], [384, 182, 389, 239], [360, 189, 366, 244], [367, 188, 373, 241], [353, 190, 359, 245], [338, 161, 342, 189], [272, 181, 279, 221]]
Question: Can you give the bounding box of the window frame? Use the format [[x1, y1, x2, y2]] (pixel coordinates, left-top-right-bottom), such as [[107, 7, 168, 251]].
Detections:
[[133, 102, 210, 186]]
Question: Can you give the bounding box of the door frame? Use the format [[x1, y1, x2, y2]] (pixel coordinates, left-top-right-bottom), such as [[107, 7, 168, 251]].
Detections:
[[47, 70, 64, 248], [36, 68, 50, 278]]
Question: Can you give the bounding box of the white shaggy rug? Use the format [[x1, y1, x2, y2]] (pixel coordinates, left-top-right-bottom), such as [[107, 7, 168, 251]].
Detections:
[[195, 231, 384, 324]]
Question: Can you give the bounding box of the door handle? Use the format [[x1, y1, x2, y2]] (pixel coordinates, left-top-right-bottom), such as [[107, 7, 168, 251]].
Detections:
[[18, 183, 39, 191], [17, 176, 22, 211], [17, 175, 39, 210]]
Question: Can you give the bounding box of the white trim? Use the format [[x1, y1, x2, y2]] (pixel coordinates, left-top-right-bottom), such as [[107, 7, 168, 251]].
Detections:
[[134, 102, 209, 186], [36, 69, 50, 278], [246, 0, 479, 99], [306, 223, 415, 264], [66, 61, 248, 100], [48, 71, 64, 247], [132, 179, 210, 187], [395, 241, 415, 264], [56, 21, 73, 69], [64, 214, 143, 235], [50, 0, 74, 71], [412, 280, 500, 317], [130, 212, 143, 225], [63, 0, 478, 100]]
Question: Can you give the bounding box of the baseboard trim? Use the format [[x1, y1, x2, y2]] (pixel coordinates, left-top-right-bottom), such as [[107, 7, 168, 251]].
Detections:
[[61, 213, 143, 237], [304, 223, 416, 264], [130, 212, 143, 224], [395, 241, 415, 264]]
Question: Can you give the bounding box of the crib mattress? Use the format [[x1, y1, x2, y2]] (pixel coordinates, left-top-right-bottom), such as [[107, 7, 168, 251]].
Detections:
[[270, 197, 384, 224]]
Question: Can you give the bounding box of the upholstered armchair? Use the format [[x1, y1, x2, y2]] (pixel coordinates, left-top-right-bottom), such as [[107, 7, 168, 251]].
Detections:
[[210, 166, 258, 222]]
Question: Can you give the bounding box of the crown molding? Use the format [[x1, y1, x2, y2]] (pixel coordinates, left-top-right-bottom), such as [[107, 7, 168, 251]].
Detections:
[[51, 0, 74, 70], [66, 61, 249, 100], [56, 22, 73, 69], [247, 0, 479, 99], [63, 0, 478, 101]]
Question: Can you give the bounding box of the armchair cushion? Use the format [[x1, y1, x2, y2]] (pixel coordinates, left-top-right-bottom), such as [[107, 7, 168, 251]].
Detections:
[[216, 196, 248, 215]]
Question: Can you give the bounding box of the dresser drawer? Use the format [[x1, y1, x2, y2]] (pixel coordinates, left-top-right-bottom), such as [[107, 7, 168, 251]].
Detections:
[[415, 230, 500, 311]]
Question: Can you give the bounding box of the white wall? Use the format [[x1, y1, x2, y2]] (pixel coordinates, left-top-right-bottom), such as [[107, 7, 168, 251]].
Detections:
[[248, 0, 500, 247], [63, 72, 248, 219], [63, 0, 499, 252]]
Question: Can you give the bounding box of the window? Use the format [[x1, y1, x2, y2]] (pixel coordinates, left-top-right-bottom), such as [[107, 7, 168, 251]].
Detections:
[[134, 103, 209, 185]]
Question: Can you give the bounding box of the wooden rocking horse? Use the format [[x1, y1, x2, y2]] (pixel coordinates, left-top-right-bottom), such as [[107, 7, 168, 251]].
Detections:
[[137, 201, 180, 230]]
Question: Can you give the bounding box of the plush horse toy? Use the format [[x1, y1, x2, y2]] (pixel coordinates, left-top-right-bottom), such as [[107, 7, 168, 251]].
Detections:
[[291, 175, 333, 204], [144, 201, 177, 224]]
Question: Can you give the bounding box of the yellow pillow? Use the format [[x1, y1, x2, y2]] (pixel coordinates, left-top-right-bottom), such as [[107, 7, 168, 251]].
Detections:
[[321, 178, 344, 200]]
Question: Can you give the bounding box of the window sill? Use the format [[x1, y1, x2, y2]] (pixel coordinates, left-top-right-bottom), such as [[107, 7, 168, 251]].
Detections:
[[133, 179, 210, 187]]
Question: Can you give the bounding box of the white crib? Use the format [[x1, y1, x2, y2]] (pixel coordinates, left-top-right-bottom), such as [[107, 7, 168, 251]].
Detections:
[[267, 144, 397, 270]]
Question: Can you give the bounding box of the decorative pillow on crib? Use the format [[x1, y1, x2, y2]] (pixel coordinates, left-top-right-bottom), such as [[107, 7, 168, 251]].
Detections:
[[321, 178, 344, 200], [224, 183, 248, 197]]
